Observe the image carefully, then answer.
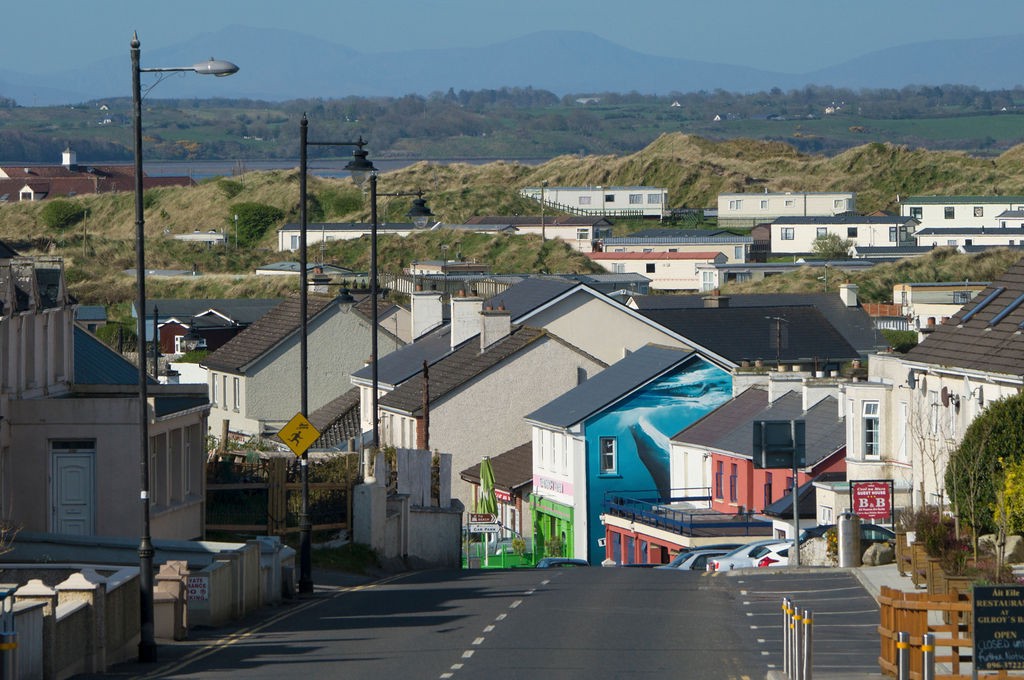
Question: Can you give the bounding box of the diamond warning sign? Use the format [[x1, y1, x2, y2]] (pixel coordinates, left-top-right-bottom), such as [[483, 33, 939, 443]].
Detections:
[[277, 412, 321, 457]]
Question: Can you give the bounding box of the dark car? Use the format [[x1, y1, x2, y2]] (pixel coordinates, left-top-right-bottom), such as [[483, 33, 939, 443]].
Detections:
[[799, 523, 895, 544], [535, 557, 588, 568]]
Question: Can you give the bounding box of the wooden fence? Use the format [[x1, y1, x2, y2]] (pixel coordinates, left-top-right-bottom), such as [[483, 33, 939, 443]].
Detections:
[[206, 454, 356, 537], [878, 585, 1019, 679]]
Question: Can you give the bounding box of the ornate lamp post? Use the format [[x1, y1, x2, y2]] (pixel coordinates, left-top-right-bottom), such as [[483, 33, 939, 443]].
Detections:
[[131, 31, 237, 663]]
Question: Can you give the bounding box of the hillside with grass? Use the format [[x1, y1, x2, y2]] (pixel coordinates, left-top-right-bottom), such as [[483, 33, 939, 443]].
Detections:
[[5, 134, 1024, 309]]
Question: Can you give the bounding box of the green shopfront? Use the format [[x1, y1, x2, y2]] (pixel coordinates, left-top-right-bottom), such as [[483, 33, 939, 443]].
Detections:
[[530, 494, 575, 559]]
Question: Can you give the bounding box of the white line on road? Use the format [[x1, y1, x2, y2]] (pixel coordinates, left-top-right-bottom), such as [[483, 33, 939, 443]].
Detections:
[[484, 625, 495, 633], [495, 613, 507, 621], [462, 650, 474, 659], [525, 589, 535, 595], [510, 599, 522, 608], [451, 664, 463, 670], [440, 674, 453, 678], [473, 637, 485, 646], [541, 579, 551, 585]]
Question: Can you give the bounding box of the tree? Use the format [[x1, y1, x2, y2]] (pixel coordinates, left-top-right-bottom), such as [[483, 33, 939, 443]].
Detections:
[[812, 233, 853, 259], [229, 202, 285, 247], [946, 393, 1024, 535]]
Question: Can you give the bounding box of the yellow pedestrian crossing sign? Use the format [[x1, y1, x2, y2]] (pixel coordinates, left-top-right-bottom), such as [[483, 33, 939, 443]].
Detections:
[[278, 412, 321, 457]]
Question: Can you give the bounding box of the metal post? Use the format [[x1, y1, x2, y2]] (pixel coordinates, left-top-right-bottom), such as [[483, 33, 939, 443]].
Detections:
[[369, 172, 380, 451], [151, 305, 158, 377], [298, 115, 313, 595], [791, 419, 800, 567], [792, 600, 801, 679], [801, 608, 812, 680], [782, 598, 791, 677], [921, 632, 935, 680], [897, 631, 910, 680], [131, 32, 158, 665]]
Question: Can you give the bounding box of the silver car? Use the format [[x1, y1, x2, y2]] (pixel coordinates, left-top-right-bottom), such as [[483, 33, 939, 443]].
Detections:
[[707, 539, 792, 572]]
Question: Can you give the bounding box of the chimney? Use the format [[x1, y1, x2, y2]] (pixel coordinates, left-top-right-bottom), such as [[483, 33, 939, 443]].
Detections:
[[411, 290, 444, 340], [702, 290, 730, 308], [480, 304, 512, 352], [62, 144, 77, 171], [839, 283, 859, 307], [450, 293, 483, 349]]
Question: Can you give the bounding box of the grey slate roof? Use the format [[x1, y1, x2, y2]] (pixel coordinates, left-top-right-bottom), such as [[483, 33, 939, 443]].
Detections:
[[306, 387, 361, 450], [74, 325, 151, 385], [525, 344, 695, 428], [144, 298, 281, 326], [202, 293, 344, 373], [352, 278, 579, 386], [638, 306, 863, 365], [380, 326, 554, 416], [460, 442, 533, 493], [75, 305, 107, 322], [773, 215, 916, 225], [904, 257, 1024, 375], [672, 387, 845, 468], [630, 292, 885, 356]]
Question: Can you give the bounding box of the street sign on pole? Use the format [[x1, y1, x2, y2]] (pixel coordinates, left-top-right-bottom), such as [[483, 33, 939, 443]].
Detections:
[[469, 513, 497, 524], [468, 523, 499, 534], [278, 412, 321, 457]]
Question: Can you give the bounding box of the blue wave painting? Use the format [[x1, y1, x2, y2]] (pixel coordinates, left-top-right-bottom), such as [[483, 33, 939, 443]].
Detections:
[[587, 359, 731, 499]]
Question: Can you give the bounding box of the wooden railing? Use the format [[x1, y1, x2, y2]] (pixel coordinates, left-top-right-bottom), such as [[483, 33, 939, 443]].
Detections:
[[876, 585, 1023, 679]]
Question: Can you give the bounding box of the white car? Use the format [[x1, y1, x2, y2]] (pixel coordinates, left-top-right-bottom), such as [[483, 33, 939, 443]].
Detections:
[[755, 543, 791, 568], [707, 540, 792, 572]]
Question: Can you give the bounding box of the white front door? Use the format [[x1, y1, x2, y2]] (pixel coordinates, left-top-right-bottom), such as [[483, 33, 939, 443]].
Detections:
[[51, 441, 95, 535]]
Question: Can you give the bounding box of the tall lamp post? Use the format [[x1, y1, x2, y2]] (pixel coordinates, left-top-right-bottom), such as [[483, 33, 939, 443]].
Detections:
[[297, 115, 375, 595], [354, 170, 434, 450], [131, 32, 237, 663]]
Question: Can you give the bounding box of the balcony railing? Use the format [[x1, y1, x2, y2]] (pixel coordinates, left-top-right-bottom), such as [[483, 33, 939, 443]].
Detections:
[[603, 490, 773, 537]]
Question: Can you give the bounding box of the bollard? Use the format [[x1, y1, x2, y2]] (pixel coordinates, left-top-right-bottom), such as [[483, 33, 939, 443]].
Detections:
[[801, 608, 813, 680], [782, 598, 791, 677], [897, 631, 910, 680], [0, 631, 16, 680], [922, 632, 935, 680], [792, 603, 802, 680]]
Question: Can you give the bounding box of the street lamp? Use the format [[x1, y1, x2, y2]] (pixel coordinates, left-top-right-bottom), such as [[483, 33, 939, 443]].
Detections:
[[131, 31, 237, 663], [349, 165, 434, 451], [297, 115, 376, 595]]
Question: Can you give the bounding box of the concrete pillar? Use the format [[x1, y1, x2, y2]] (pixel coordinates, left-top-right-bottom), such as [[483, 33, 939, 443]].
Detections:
[[56, 570, 107, 673], [353, 482, 387, 553], [15, 580, 56, 680], [155, 561, 188, 640]]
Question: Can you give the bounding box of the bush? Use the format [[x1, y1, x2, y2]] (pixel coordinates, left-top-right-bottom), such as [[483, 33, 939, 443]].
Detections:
[[218, 179, 244, 199], [229, 202, 285, 247], [40, 199, 85, 230], [881, 329, 918, 353], [913, 505, 957, 557]]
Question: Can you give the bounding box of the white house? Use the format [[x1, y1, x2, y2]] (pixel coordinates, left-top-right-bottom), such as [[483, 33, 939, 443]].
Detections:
[[600, 229, 751, 263], [717, 191, 856, 228], [770, 215, 917, 254], [892, 281, 987, 331], [277, 222, 431, 252], [520, 186, 669, 219], [586, 251, 728, 291]]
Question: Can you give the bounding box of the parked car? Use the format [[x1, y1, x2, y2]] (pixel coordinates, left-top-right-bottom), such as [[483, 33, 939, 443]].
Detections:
[[708, 539, 792, 572], [655, 544, 742, 570], [536, 557, 588, 568], [756, 544, 791, 568], [799, 523, 895, 545], [656, 549, 731, 571]]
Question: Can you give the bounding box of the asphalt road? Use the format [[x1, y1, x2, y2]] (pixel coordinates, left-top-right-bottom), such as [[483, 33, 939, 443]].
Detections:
[[82, 567, 881, 680]]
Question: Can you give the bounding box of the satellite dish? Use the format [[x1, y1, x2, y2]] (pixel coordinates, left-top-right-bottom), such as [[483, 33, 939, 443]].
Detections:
[[941, 386, 950, 407]]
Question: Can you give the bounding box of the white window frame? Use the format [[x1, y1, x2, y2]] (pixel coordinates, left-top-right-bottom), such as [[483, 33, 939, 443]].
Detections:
[[629, 193, 642, 205], [599, 436, 617, 474], [862, 401, 880, 458], [233, 377, 240, 411], [781, 227, 795, 240]]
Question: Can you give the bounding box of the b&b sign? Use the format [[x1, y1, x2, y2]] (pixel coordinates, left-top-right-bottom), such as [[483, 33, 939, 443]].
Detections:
[[850, 480, 892, 522]]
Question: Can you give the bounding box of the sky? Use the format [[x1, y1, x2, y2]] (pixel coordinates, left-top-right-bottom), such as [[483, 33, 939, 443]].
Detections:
[[5, 0, 1024, 75]]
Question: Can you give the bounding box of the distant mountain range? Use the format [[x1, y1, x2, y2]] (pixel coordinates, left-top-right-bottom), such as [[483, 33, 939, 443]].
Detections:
[[2, 27, 1023, 106]]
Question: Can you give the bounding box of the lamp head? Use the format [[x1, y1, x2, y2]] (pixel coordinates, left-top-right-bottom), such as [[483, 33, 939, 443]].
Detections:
[[345, 138, 376, 187], [193, 58, 240, 77], [407, 193, 434, 228]]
